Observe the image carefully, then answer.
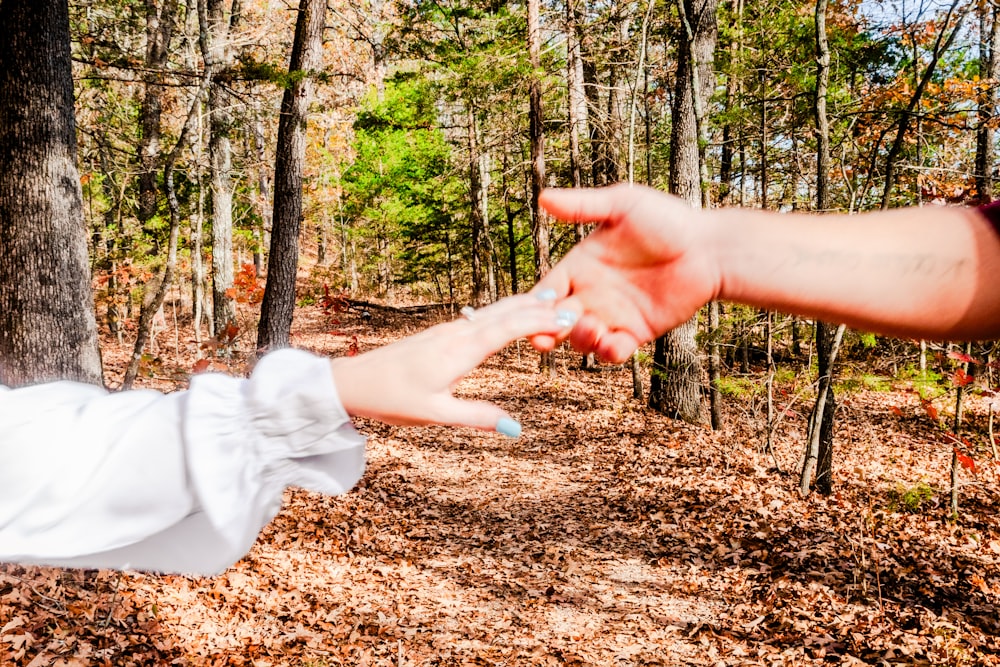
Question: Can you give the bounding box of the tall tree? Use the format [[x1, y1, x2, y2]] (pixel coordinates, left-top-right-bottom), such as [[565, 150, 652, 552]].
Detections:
[[802, 0, 840, 497], [649, 0, 716, 423], [0, 0, 103, 387], [976, 0, 1000, 201], [257, 0, 327, 351], [468, 104, 489, 306], [528, 0, 551, 285], [137, 0, 180, 229], [528, 0, 553, 372], [200, 0, 240, 335]]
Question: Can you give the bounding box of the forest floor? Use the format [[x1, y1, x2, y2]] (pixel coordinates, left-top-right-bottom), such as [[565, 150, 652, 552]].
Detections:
[[3, 292, 1000, 666]]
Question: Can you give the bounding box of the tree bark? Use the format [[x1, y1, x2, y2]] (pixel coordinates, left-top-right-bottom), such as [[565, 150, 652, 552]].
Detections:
[[649, 0, 716, 424], [257, 0, 326, 351], [528, 0, 552, 373], [138, 0, 179, 230], [976, 1, 1000, 201], [528, 0, 550, 283], [468, 104, 488, 306], [718, 0, 743, 205], [0, 0, 103, 387], [804, 0, 839, 497], [199, 0, 240, 335]]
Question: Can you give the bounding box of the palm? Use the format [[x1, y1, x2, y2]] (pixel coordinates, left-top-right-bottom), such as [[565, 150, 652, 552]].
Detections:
[[537, 185, 720, 361]]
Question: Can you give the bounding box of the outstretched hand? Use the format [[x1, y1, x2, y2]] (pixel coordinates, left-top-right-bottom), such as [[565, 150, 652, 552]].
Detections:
[[331, 293, 577, 435], [530, 184, 722, 363]]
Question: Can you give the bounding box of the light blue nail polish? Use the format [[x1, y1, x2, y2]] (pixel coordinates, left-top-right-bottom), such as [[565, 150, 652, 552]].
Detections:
[[496, 417, 522, 438], [555, 310, 578, 328], [536, 288, 557, 302]]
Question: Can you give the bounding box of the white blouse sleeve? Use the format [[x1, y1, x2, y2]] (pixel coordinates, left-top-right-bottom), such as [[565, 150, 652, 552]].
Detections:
[[0, 349, 365, 575]]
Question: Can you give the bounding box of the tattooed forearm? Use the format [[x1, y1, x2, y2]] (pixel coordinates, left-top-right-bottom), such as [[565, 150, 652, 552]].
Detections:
[[779, 246, 970, 281]]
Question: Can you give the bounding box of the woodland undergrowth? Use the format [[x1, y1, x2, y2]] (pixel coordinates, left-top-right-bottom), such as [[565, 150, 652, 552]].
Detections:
[[2, 297, 999, 666]]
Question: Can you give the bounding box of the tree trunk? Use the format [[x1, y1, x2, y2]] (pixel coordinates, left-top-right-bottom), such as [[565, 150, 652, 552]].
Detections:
[[803, 0, 838, 497], [250, 113, 273, 277], [567, 0, 587, 192], [718, 0, 742, 205], [528, 0, 550, 283], [0, 0, 103, 387], [976, 2, 1000, 201], [468, 104, 487, 306], [138, 0, 179, 230], [200, 0, 240, 335], [257, 0, 326, 351], [528, 0, 552, 373], [649, 0, 716, 424], [502, 149, 519, 295]]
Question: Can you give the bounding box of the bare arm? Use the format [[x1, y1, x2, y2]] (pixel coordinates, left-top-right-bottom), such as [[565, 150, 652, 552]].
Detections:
[[533, 184, 1000, 362]]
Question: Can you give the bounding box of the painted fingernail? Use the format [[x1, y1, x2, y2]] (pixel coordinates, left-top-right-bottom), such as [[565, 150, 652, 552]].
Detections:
[[555, 310, 578, 328], [496, 417, 522, 438], [536, 288, 558, 302]]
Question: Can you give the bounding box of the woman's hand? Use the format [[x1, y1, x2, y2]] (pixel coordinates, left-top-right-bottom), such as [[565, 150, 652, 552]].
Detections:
[[330, 293, 578, 436]]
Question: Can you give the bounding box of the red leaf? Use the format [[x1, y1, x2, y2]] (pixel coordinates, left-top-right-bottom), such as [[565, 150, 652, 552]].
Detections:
[[952, 368, 974, 387], [948, 350, 976, 364], [192, 358, 211, 373], [922, 399, 940, 422], [955, 449, 977, 474], [890, 406, 904, 417]]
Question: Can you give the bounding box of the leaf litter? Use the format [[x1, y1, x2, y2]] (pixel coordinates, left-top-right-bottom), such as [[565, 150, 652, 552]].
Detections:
[[2, 305, 999, 666]]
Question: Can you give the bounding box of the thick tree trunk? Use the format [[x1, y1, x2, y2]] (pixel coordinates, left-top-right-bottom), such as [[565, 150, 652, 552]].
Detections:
[[257, 0, 326, 351], [0, 0, 103, 387], [649, 0, 716, 424], [650, 320, 702, 422]]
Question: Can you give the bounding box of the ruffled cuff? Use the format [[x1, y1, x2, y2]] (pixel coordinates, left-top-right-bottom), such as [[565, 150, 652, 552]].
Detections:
[[182, 349, 366, 558]]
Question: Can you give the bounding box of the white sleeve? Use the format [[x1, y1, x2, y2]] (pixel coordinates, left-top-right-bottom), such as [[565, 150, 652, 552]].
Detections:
[[0, 349, 365, 575]]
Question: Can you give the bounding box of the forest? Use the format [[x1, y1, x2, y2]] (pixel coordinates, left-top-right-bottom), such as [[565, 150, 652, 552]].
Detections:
[[2, 0, 1000, 664]]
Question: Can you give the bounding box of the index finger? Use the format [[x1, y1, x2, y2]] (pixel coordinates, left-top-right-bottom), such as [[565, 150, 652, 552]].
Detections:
[[540, 184, 637, 225], [465, 300, 579, 359]]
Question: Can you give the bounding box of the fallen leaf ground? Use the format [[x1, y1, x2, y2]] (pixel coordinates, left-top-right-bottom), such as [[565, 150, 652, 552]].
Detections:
[[3, 300, 1000, 666]]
